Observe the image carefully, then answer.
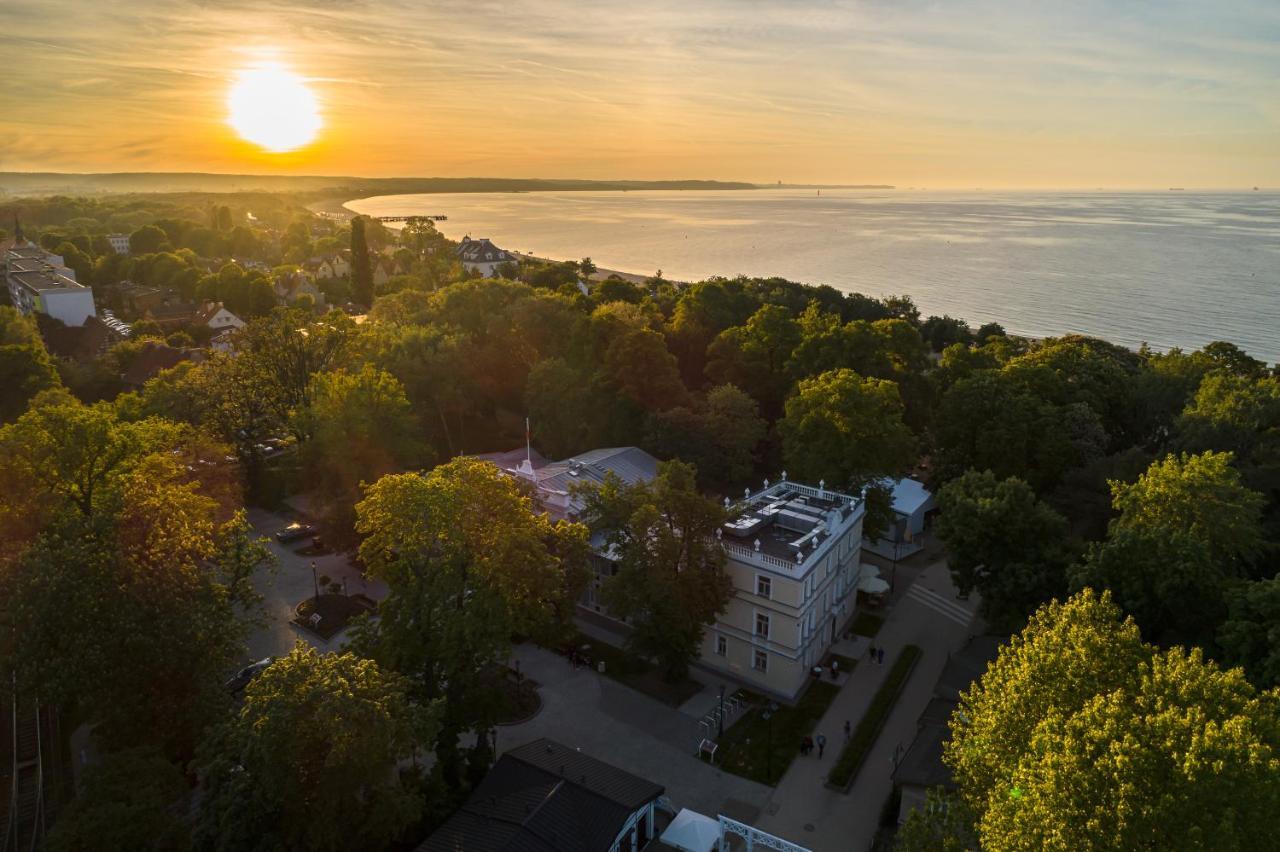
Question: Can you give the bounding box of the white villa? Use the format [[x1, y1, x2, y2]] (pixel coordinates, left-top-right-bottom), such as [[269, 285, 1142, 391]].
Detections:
[[477, 446, 873, 701], [456, 236, 514, 277]]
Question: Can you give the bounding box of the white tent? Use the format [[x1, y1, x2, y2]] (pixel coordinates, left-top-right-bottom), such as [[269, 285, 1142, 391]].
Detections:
[[659, 809, 721, 852], [857, 570, 890, 595]]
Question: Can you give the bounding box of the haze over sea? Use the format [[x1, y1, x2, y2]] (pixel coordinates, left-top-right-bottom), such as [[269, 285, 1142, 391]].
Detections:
[[348, 190, 1280, 364]]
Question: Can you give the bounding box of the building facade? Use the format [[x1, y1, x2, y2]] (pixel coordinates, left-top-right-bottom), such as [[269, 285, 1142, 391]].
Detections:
[[106, 234, 131, 255], [4, 246, 96, 326], [703, 479, 867, 699]]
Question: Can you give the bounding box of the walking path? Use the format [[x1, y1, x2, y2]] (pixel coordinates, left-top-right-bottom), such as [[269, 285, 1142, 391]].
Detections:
[[755, 557, 982, 851]]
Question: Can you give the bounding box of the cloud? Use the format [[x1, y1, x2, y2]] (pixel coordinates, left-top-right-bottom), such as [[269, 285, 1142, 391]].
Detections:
[[0, 0, 1277, 184]]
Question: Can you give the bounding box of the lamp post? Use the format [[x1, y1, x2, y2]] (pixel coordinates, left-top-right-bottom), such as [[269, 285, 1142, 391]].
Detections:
[[310, 560, 320, 601], [763, 701, 779, 780]]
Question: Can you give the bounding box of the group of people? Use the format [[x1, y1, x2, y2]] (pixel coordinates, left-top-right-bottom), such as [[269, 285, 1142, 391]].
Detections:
[[867, 642, 886, 665], [800, 733, 828, 758]]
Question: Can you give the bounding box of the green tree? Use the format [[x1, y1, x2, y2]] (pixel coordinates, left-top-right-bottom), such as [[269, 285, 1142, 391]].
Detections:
[[354, 459, 588, 780], [350, 215, 374, 306], [705, 303, 801, 415], [0, 306, 61, 423], [195, 645, 431, 852], [894, 790, 977, 852], [579, 461, 731, 680], [1218, 576, 1280, 690], [129, 223, 170, 254], [779, 368, 916, 492], [297, 365, 426, 544], [948, 589, 1280, 852], [1110, 451, 1265, 569], [45, 747, 190, 852], [935, 470, 1072, 630]]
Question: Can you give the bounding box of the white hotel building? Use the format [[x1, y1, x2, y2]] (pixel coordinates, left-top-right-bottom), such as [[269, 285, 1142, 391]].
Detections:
[[705, 478, 867, 699], [478, 446, 870, 702]]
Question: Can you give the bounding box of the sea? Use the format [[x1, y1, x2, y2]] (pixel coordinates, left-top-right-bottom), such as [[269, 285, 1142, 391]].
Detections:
[[346, 190, 1280, 364]]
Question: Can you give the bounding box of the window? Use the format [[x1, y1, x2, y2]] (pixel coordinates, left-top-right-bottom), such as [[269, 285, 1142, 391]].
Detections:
[[756, 575, 772, 599], [715, 635, 727, 656], [753, 649, 768, 672], [755, 612, 770, 639]]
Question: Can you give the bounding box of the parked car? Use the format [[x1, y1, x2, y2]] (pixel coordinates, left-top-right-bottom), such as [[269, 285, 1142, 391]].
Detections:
[[225, 657, 274, 693], [275, 522, 317, 542]]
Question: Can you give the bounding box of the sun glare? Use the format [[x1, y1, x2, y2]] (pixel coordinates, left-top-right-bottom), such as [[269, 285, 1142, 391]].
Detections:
[[227, 63, 321, 152]]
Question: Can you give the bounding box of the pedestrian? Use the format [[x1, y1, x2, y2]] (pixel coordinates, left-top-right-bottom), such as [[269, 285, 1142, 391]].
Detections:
[[799, 737, 807, 756], [831, 659, 840, 680], [843, 720, 851, 741], [868, 642, 876, 662], [816, 733, 827, 759], [802, 735, 813, 756], [877, 647, 885, 665]]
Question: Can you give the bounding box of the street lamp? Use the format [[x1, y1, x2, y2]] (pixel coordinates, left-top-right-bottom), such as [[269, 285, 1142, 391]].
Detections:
[[310, 561, 320, 601], [763, 701, 779, 780]]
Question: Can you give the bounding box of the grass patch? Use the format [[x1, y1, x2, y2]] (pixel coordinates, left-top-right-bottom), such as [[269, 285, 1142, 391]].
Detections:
[[828, 645, 921, 790], [293, 594, 373, 640], [850, 612, 885, 637], [566, 633, 703, 707], [714, 681, 840, 786]]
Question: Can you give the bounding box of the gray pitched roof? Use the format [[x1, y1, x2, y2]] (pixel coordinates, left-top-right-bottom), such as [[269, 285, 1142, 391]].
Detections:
[[420, 739, 663, 852], [457, 237, 514, 264]]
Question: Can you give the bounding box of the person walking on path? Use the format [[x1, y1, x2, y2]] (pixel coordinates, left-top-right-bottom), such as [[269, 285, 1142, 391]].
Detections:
[[867, 642, 876, 663], [802, 735, 814, 756], [843, 720, 851, 742], [816, 733, 827, 759], [877, 647, 885, 665]]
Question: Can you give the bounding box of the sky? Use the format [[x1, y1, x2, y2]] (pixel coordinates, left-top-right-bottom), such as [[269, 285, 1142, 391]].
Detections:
[[1, 0, 1278, 187]]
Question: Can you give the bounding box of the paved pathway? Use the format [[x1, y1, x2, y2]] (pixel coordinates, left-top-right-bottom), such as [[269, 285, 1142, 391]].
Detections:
[[243, 507, 388, 661], [755, 557, 982, 851], [499, 644, 773, 821]]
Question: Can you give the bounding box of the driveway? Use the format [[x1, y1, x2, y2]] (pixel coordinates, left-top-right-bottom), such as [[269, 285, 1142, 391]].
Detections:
[[242, 506, 388, 661]]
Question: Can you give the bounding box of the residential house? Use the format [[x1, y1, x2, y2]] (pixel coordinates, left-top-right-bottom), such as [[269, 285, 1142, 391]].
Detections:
[[208, 326, 239, 354], [194, 301, 245, 332], [891, 635, 1005, 824], [863, 477, 936, 560], [418, 738, 665, 852], [273, 269, 326, 308], [309, 254, 349, 280], [457, 236, 515, 277]]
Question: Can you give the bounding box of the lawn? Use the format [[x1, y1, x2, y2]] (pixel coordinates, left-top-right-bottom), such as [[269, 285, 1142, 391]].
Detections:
[[713, 681, 841, 786], [568, 632, 703, 708], [850, 611, 885, 637], [828, 644, 922, 790], [293, 593, 374, 640]]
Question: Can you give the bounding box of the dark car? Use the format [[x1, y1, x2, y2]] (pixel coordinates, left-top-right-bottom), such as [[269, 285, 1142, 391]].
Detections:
[[224, 657, 274, 693], [275, 522, 316, 543]]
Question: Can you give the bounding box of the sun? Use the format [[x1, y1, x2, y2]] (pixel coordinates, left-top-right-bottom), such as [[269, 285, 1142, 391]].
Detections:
[[227, 63, 321, 152]]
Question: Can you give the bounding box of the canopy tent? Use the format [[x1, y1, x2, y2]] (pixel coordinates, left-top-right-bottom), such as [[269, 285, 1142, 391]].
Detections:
[[659, 809, 721, 852], [857, 570, 890, 595]]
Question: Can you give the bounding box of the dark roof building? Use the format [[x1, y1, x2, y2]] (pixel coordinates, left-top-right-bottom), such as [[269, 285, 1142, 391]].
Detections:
[[419, 738, 665, 852]]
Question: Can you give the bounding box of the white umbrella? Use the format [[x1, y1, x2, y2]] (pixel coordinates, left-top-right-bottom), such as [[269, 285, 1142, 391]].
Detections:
[[857, 572, 890, 595]]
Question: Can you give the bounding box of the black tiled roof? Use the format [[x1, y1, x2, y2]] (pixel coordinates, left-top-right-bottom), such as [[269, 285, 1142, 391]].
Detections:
[[419, 739, 663, 852]]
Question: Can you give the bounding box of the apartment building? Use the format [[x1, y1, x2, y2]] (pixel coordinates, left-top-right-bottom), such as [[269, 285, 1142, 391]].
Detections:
[[4, 246, 96, 326], [704, 478, 867, 700]]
